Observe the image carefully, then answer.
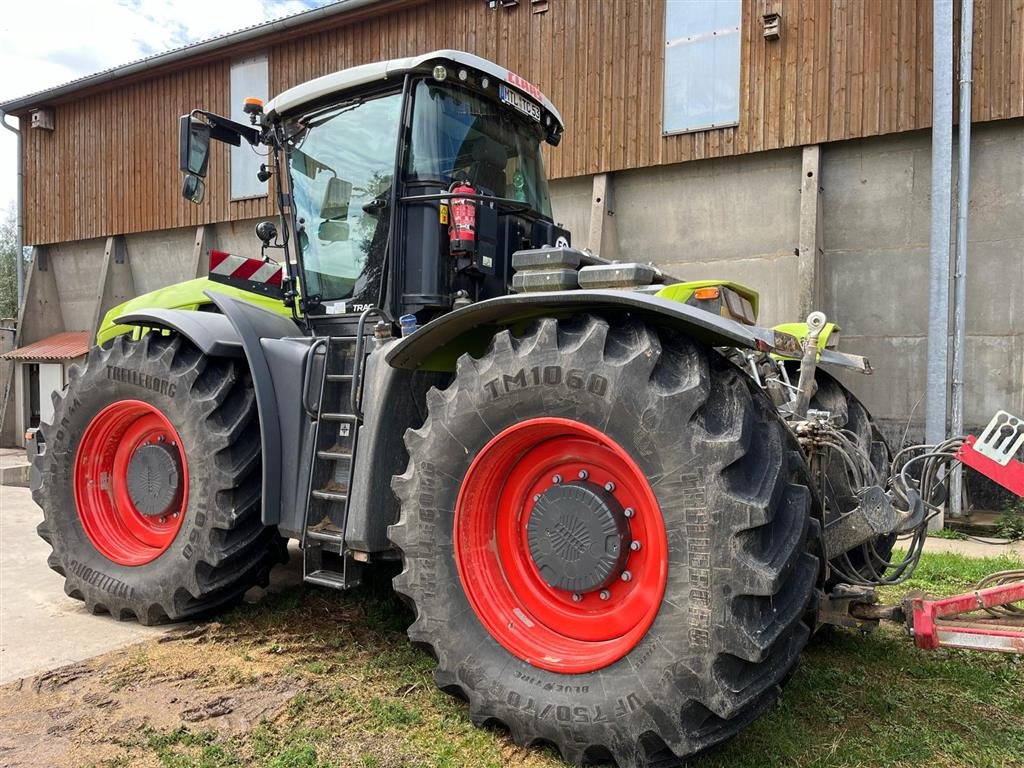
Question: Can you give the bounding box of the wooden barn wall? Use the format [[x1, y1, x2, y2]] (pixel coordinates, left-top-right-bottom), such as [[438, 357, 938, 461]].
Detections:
[[19, 0, 1024, 246]]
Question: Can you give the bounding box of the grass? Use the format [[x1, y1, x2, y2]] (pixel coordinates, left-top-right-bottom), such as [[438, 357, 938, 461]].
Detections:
[[95, 551, 1023, 768], [928, 527, 968, 541], [995, 497, 1024, 542]]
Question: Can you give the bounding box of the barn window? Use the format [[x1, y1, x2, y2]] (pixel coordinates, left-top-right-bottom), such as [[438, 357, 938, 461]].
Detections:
[[229, 54, 269, 200], [663, 0, 741, 134]]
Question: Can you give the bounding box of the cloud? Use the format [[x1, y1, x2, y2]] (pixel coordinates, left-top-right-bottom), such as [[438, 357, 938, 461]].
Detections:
[[0, 0, 328, 216]]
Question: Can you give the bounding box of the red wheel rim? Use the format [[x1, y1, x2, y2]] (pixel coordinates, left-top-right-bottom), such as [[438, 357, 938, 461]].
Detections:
[[454, 418, 668, 673], [74, 400, 188, 566]]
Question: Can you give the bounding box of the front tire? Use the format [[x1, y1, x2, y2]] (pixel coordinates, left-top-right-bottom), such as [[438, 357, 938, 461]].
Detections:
[[390, 316, 820, 766], [32, 333, 285, 624]]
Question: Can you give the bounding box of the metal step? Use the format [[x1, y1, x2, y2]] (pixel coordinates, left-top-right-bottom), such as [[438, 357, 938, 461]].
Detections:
[[326, 373, 353, 383], [317, 448, 352, 462], [304, 570, 349, 589], [321, 412, 358, 423], [312, 488, 348, 503], [306, 528, 345, 545]]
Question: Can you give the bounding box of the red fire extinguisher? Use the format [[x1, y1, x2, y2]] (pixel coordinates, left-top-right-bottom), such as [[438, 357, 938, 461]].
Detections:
[[448, 181, 476, 255]]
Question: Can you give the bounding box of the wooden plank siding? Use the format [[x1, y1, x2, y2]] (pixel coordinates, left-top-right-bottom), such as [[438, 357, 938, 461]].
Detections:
[[16, 0, 1024, 246]]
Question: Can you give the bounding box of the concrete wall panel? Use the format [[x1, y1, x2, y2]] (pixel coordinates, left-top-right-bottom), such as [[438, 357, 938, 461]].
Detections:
[[127, 227, 203, 296], [609, 149, 802, 266], [48, 238, 106, 331], [549, 176, 593, 249], [823, 120, 1024, 436], [823, 246, 931, 335]]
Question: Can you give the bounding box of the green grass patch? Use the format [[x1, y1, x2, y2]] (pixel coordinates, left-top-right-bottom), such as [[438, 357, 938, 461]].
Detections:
[[879, 549, 1023, 603], [928, 527, 968, 541], [104, 553, 1022, 768]]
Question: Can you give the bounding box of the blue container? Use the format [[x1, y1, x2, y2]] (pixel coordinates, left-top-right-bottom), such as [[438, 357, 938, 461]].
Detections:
[[399, 314, 418, 337]]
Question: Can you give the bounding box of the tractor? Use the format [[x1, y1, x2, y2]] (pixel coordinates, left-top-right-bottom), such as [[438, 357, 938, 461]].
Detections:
[[27, 51, 1021, 767]]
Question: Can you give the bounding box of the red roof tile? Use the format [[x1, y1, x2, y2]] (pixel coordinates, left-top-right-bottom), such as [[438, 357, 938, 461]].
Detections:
[[2, 331, 90, 361]]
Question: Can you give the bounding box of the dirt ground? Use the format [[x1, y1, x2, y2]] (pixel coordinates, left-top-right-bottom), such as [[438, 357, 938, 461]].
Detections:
[[0, 624, 304, 768], [0, 577, 559, 768]]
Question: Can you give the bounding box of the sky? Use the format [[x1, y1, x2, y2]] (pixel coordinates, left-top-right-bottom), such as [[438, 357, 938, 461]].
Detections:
[[0, 0, 332, 218]]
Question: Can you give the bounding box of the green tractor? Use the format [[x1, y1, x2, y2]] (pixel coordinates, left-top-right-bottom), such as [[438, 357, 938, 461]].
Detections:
[[30, 51, 915, 766]]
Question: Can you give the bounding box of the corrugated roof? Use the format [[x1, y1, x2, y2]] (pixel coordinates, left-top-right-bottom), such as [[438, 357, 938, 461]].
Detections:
[[0, 0, 385, 113], [2, 331, 90, 361]]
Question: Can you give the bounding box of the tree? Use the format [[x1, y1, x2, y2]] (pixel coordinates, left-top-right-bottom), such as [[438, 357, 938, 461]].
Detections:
[[0, 203, 21, 319]]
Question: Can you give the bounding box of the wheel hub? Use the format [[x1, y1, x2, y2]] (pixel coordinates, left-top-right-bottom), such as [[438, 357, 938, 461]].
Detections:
[[526, 481, 630, 593], [126, 442, 182, 517], [454, 417, 668, 673], [74, 400, 188, 565]]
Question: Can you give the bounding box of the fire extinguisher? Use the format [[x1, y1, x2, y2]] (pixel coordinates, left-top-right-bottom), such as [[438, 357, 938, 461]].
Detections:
[[448, 181, 476, 255]]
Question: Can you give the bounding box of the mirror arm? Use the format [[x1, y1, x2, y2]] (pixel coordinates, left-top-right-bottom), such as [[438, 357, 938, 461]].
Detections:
[[191, 109, 261, 147]]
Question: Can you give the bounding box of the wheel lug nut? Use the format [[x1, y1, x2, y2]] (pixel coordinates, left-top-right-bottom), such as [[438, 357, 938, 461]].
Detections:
[[630, 540, 642, 552], [621, 570, 632, 582], [624, 507, 635, 518], [159, 516, 167, 523], [604, 482, 615, 492], [599, 590, 610, 600], [572, 593, 582, 603], [578, 469, 589, 480], [533, 494, 541, 502], [157, 435, 165, 443], [552, 474, 562, 484]]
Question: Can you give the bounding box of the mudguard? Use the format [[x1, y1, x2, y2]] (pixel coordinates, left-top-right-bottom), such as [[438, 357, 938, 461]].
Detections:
[[204, 292, 307, 528], [114, 308, 245, 358], [386, 289, 800, 371]]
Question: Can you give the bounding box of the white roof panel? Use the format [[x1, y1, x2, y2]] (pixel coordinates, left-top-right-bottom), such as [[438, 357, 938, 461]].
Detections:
[[264, 49, 563, 128]]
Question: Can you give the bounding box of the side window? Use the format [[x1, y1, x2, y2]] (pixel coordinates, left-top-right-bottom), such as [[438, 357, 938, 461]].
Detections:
[[229, 54, 269, 199], [663, 0, 741, 134], [288, 92, 404, 303]]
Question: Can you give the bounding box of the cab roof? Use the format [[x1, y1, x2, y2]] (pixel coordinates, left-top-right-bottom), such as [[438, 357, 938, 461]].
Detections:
[[263, 49, 563, 129]]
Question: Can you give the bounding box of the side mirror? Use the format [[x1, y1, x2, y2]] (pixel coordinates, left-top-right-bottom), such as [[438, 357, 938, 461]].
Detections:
[[182, 174, 205, 204], [317, 220, 350, 242], [319, 176, 353, 220], [178, 115, 212, 178]]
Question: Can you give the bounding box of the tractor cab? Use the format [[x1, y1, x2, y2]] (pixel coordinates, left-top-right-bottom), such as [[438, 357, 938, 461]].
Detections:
[[178, 51, 568, 329]]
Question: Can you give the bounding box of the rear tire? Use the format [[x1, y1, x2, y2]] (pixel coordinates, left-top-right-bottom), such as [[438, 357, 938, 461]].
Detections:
[[809, 371, 895, 584], [390, 316, 820, 766], [32, 333, 285, 624]]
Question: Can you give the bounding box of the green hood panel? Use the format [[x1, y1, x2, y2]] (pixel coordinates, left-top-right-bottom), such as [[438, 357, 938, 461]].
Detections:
[[96, 278, 293, 346]]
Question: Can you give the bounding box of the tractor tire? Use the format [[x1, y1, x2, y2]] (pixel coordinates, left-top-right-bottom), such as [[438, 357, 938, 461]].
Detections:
[[390, 316, 820, 767], [32, 333, 285, 624], [809, 371, 894, 584]]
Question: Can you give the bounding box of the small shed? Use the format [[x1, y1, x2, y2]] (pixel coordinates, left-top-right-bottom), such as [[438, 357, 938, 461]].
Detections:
[[1, 331, 89, 433]]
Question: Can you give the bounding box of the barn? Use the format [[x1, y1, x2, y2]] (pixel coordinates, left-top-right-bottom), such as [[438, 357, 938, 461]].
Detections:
[[1, 0, 1022, 450]]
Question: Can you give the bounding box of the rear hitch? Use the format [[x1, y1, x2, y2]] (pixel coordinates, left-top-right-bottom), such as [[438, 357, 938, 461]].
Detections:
[[819, 578, 1024, 654]]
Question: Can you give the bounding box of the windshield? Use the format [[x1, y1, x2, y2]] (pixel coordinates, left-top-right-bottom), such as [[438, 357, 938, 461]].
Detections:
[[287, 91, 403, 303], [405, 81, 552, 218]]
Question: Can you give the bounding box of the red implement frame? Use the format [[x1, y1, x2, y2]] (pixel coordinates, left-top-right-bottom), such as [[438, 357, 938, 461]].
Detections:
[[911, 582, 1024, 653], [955, 435, 1024, 496]]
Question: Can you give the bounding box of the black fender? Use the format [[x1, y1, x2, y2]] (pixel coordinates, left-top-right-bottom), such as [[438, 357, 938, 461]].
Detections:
[[386, 289, 798, 371], [115, 308, 245, 358], [117, 293, 308, 528]]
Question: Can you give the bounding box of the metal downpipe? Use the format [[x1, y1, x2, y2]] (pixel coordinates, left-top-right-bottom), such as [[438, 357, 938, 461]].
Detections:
[[950, 0, 974, 517], [0, 111, 23, 316], [926, 0, 954, 529]]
